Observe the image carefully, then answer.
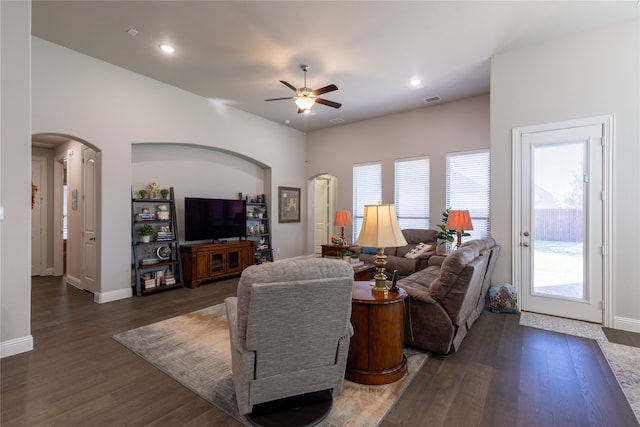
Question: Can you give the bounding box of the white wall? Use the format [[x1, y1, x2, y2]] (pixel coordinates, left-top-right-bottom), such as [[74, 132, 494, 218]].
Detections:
[[306, 94, 490, 248], [491, 19, 640, 330], [1, 1, 33, 357], [31, 37, 308, 304]]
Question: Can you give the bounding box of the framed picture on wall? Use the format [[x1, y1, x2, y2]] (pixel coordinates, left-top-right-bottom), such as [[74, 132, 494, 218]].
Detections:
[[278, 186, 300, 223]]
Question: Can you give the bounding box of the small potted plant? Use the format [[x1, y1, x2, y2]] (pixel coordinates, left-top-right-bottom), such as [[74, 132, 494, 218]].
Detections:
[[350, 250, 361, 264], [138, 224, 154, 243], [138, 189, 148, 199], [160, 188, 170, 199]]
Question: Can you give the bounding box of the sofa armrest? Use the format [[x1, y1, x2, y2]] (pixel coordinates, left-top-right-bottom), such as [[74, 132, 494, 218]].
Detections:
[[415, 251, 436, 271], [428, 255, 446, 267]]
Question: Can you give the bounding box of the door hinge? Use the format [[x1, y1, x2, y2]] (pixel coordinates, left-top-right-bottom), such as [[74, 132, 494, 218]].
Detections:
[[600, 301, 605, 311], [584, 173, 589, 183]]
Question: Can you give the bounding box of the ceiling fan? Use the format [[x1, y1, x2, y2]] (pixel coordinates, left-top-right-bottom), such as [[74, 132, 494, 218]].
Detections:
[[265, 65, 341, 113]]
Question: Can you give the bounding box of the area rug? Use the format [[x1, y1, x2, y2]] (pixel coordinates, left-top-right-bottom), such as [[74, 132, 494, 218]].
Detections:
[[520, 311, 640, 423], [113, 303, 428, 426]]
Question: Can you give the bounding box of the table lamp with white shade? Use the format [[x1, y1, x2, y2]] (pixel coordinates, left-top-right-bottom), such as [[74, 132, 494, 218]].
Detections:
[[356, 204, 407, 295]]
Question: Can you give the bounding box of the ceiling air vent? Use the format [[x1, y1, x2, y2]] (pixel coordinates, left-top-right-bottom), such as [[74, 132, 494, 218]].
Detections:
[[424, 96, 441, 104], [330, 118, 345, 124]]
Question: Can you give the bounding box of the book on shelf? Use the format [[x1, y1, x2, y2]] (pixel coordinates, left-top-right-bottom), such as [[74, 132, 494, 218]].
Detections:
[[156, 231, 174, 241], [136, 213, 156, 221]]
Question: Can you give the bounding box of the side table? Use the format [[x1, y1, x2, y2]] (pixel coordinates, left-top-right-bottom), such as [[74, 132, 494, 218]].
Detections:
[[346, 281, 407, 385], [320, 244, 351, 258], [352, 262, 376, 281]]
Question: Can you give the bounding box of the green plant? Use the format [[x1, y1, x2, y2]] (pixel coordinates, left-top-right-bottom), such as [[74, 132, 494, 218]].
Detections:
[[138, 189, 148, 199], [337, 249, 355, 258], [160, 188, 170, 198], [138, 224, 155, 236], [350, 250, 360, 259]]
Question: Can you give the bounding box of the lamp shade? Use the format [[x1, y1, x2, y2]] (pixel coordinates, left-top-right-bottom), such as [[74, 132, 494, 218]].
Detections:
[[334, 210, 352, 227], [356, 204, 407, 248], [446, 210, 473, 231]]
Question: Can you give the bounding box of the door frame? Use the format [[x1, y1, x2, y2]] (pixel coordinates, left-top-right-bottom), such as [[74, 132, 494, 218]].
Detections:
[[32, 155, 48, 276], [311, 174, 337, 254], [53, 153, 66, 276], [512, 115, 614, 327]]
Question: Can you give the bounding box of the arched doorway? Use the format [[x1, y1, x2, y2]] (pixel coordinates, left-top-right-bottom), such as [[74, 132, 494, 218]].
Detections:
[[32, 133, 101, 295]]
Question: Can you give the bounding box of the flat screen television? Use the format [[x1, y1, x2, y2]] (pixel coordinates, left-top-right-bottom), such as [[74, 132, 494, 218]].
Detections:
[[184, 197, 246, 242]]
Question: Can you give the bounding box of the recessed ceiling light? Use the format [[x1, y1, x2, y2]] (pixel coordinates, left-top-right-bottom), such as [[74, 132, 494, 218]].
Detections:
[[410, 79, 422, 88], [159, 44, 175, 54], [127, 28, 139, 37]]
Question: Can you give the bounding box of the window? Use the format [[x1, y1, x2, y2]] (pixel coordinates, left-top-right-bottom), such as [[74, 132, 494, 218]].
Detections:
[[446, 150, 490, 238], [395, 156, 430, 229], [353, 162, 381, 241]]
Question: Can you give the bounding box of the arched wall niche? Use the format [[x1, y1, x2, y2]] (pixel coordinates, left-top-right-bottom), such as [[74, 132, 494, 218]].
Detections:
[[131, 142, 272, 242]]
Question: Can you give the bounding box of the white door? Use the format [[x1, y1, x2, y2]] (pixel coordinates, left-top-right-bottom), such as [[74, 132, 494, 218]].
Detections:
[[516, 120, 607, 323], [81, 147, 97, 293], [314, 178, 330, 255], [31, 157, 47, 276]]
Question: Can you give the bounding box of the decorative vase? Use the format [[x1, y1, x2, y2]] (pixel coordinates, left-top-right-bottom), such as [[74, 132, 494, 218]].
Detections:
[[141, 235, 151, 243]]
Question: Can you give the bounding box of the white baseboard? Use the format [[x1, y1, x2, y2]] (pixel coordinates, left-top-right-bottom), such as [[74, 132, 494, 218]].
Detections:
[[613, 316, 640, 333], [1, 335, 33, 358], [66, 274, 81, 288], [94, 287, 132, 304]]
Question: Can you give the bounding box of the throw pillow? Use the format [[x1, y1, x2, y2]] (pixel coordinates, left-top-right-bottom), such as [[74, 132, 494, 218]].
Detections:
[[488, 284, 519, 313], [404, 242, 432, 259], [362, 247, 377, 255]]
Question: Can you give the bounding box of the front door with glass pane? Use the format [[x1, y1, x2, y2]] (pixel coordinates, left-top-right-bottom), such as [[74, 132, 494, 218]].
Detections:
[[519, 123, 604, 323]]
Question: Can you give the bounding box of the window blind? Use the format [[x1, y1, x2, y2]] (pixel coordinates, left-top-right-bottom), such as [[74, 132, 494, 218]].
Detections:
[[395, 156, 430, 229], [353, 162, 382, 242], [446, 150, 490, 238]]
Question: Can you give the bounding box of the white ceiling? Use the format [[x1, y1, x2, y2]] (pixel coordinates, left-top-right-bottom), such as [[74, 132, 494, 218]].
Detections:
[[31, 1, 638, 133]]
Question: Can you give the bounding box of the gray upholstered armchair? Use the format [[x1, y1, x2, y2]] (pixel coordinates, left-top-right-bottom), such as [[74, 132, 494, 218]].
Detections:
[[224, 258, 354, 417]]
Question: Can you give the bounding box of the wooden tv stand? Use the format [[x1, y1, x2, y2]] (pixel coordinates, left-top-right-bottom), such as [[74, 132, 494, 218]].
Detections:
[[181, 240, 255, 288]]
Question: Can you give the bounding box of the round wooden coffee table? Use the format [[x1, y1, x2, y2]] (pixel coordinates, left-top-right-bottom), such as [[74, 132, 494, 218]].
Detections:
[[346, 281, 407, 385]]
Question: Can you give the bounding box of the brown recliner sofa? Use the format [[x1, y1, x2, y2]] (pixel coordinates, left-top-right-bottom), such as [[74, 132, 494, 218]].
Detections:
[[399, 238, 500, 354], [351, 229, 438, 278]]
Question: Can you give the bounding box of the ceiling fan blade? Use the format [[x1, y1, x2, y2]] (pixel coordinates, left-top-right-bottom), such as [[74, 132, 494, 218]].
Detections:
[[280, 80, 298, 92], [312, 84, 338, 96], [265, 97, 294, 101], [315, 98, 342, 109]]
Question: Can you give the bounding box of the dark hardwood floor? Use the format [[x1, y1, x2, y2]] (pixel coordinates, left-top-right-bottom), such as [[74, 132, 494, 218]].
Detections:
[[1, 276, 637, 426]]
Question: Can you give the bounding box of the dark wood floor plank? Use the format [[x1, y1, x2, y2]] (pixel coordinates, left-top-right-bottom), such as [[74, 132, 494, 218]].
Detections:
[[3, 276, 638, 427], [603, 327, 640, 348]]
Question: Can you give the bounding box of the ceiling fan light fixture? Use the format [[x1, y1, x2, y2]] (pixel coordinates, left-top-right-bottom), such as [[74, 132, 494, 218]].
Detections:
[[294, 96, 315, 110], [159, 44, 175, 54]]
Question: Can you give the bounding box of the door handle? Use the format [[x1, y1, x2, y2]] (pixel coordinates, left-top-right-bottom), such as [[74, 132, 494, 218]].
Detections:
[[89, 237, 96, 241], [522, 242, 530, 247], [523, 231, 530, 236]]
